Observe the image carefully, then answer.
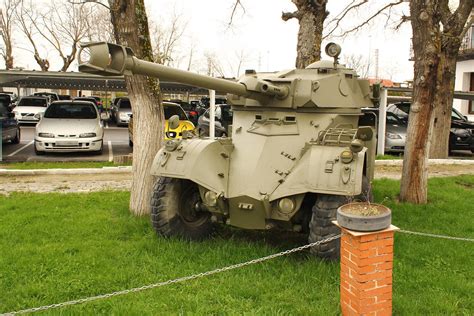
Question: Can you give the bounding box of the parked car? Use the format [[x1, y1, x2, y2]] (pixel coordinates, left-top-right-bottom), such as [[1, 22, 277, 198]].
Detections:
[[360, 108, 407, 153], [33, 92, 59, 102], [196, 96, 227, 116], [13, 96, 49, 124], [197, 104, 233, 137], [388, 102, 474, 153], [74, 96, 99, 107], [58, 95, 72, 100], [128, 101, 195, 146], [34, 101, 104, 155], [168, 99, 199, 125], [111, 97, 132, 126], [0, 96, 20, 144]]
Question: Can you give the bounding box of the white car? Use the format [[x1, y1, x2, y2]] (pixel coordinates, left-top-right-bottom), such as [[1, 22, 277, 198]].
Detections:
[[13, 96, 49, 124], [34, 101, 104, 155]]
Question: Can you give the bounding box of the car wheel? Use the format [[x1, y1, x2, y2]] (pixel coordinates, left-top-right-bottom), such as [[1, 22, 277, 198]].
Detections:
[[151, 177, 214, 240], [129, 139, 133, 147], [308, 176, 372, 260], [12, 129, 20, 144], [34, 141, 45, 155]]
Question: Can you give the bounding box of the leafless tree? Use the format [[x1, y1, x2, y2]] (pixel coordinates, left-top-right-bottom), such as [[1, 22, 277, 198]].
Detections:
[[150, 13, 187, 66], [84, 5, 114, 43], [204, 52, 226, 77], [107, 0, 164, 216], [15, 0, 50, 71], [343, 53, 370, 78], [0, 0, 20, 69], [35, 0, 92, 71]]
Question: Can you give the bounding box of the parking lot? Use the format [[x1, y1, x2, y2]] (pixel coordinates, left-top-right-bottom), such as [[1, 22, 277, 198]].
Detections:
[[1, 121, 132, 162]]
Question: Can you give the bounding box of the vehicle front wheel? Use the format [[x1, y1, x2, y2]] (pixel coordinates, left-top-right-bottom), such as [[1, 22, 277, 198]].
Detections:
[[151, 177, 214, 240], [308, 176, 372, 260]]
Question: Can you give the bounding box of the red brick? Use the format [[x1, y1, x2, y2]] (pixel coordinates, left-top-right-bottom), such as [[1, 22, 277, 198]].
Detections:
[[376, 231, 394, 240], [360, 285, 391, 298], [359, 233, 379, 243], [359, 239, 393, 251], [376, 261, 393, 270], [357, 254, 393, 267], [376, 246, 394, 255], [354, 270, 392, 283], [376, 277, 393, 287]]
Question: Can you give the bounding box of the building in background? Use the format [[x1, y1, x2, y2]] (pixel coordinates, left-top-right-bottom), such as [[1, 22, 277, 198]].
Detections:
[[454, 10, 474, 120]]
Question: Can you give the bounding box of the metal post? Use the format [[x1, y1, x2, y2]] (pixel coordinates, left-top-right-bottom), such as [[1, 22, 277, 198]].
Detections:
[[209, 89, 216, 140], [377, 88, 387, 155]]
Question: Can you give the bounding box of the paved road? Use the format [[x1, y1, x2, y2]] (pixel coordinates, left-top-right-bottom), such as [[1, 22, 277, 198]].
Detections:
[[1, 122, 132, 162]]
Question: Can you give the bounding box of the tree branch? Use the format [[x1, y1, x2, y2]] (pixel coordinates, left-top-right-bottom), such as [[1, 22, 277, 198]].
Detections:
[[228, 0, 245, 27], [281, 10, 301, 21], [323, 0, 368, 39], [335, 0, 405, 38]]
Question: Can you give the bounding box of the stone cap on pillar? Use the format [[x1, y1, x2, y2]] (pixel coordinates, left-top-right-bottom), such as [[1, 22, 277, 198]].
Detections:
[[332, 221, 399, 236]]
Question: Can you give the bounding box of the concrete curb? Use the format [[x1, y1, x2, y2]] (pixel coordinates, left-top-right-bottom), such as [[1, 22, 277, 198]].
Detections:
[[0, 166, 132, 176], [374, 159, 474, 166], [0, 159, 472, 176]]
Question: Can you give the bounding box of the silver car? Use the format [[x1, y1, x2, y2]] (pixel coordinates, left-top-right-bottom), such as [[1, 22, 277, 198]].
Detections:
[[34, 101, 104, 155], [112, 97, 132, 127], [384, 112, 407, 153]]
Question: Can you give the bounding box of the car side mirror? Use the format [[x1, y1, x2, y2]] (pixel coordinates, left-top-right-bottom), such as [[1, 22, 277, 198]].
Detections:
[[168, 115, 180, 129]]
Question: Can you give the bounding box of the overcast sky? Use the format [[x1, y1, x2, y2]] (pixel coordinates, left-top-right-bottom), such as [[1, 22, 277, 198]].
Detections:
[[8, 0, 414, 82]]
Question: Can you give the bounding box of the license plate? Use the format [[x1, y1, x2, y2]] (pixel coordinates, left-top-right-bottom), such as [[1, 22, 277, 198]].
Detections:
[[22, 116, 35, 120], [56, 141, 78, 146]]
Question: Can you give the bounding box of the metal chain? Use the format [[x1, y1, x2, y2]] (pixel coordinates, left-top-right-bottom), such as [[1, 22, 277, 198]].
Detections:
[[1, 235, 341, 315], [399, 229, 474, 242]]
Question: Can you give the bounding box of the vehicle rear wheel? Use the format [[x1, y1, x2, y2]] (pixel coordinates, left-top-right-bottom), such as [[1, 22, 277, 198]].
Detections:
[[308, 176, 372, 260], [12, 129, 20, 144], [151, 177, 214, 240]]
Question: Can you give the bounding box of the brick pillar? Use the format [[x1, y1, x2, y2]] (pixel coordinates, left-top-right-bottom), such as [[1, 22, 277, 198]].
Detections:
[[339, 225, 399, 316]]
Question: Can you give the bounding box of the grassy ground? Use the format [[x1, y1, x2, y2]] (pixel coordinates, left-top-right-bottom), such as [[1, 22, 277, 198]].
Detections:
[[0, 176, 473, 315], [375, 154, 402, 160], [0, 161, 131, 169]]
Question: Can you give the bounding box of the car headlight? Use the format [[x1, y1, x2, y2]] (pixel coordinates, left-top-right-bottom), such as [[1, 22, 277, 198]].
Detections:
[[38, 133, 55, 138], [386, 132, 402, 139], [79, 132, 97, 138], [450, 128, 468, 136]]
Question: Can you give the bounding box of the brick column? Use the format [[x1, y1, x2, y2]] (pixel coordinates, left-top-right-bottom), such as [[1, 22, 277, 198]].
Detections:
[[338, 225, 399, 316]]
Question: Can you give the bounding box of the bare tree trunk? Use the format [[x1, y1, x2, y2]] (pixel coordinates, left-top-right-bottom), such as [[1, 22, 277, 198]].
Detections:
[[282, 0, 327, 69], [400, 1, 441, 204], [108, 0, 164, 216], [430, 54, 457, 158]]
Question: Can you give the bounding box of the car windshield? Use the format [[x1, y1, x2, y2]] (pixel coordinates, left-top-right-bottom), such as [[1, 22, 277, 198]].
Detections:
[[164, 104, 187, 120], [386, 112, 406, 125], [44, 103, 97, 119], [18, 98, 47, 107], [451, 108, 464, 120], [119, 99, 131, 109]]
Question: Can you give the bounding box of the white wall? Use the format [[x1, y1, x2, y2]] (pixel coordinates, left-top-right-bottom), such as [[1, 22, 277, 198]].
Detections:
[[454, 59, 474, 120]]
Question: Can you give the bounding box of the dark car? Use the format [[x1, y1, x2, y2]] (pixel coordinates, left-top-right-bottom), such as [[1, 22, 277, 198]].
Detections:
[[58, 95, 72, 100], [387, 102, 474, 153], [196, 96, 227, 116], [167, 99, 199, 125], [197, 104, 233, 137], [1, 96, 20, 144]]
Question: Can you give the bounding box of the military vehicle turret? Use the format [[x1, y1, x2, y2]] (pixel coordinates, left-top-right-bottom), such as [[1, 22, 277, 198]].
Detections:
[[79, 42, 378, 259]]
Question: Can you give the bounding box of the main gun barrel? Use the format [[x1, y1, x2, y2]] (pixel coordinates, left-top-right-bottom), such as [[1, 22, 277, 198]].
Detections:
[[78, 42, 249, 96]]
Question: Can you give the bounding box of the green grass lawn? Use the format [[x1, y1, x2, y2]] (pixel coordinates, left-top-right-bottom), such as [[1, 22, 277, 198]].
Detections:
[[0, 176, 473, 315], [0, 161, 131, 169]]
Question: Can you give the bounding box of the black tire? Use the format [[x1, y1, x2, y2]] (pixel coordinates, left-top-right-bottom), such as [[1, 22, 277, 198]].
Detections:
[[308, 176, 372, 260], [129, 139, 133, 147], [34, 141, 45, 155], [12, 129, 20, 144], [151, 177, 213, 240]]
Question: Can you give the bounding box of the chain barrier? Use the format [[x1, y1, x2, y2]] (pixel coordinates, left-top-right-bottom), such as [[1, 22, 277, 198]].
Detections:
[[1, 235, 341, 315], [3, 229, 473, 315], [399, 229, 474, 242]]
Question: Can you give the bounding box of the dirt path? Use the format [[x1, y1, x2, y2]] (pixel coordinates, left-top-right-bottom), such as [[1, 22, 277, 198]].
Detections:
[[0, 165, 473, 194]]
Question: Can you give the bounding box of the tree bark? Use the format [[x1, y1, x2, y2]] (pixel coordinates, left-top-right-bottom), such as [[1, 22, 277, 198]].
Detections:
[[429, 53, 457, 158], [429, 3, 473, 158], [282, 0, 328, 69], [108, 0, 164, 216], [400, 2, 441, 204]]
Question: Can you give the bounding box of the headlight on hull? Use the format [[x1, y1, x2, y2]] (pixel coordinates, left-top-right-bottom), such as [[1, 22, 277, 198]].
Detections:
[[386, 132, 402, 139], [79, 132, 97, 138]]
